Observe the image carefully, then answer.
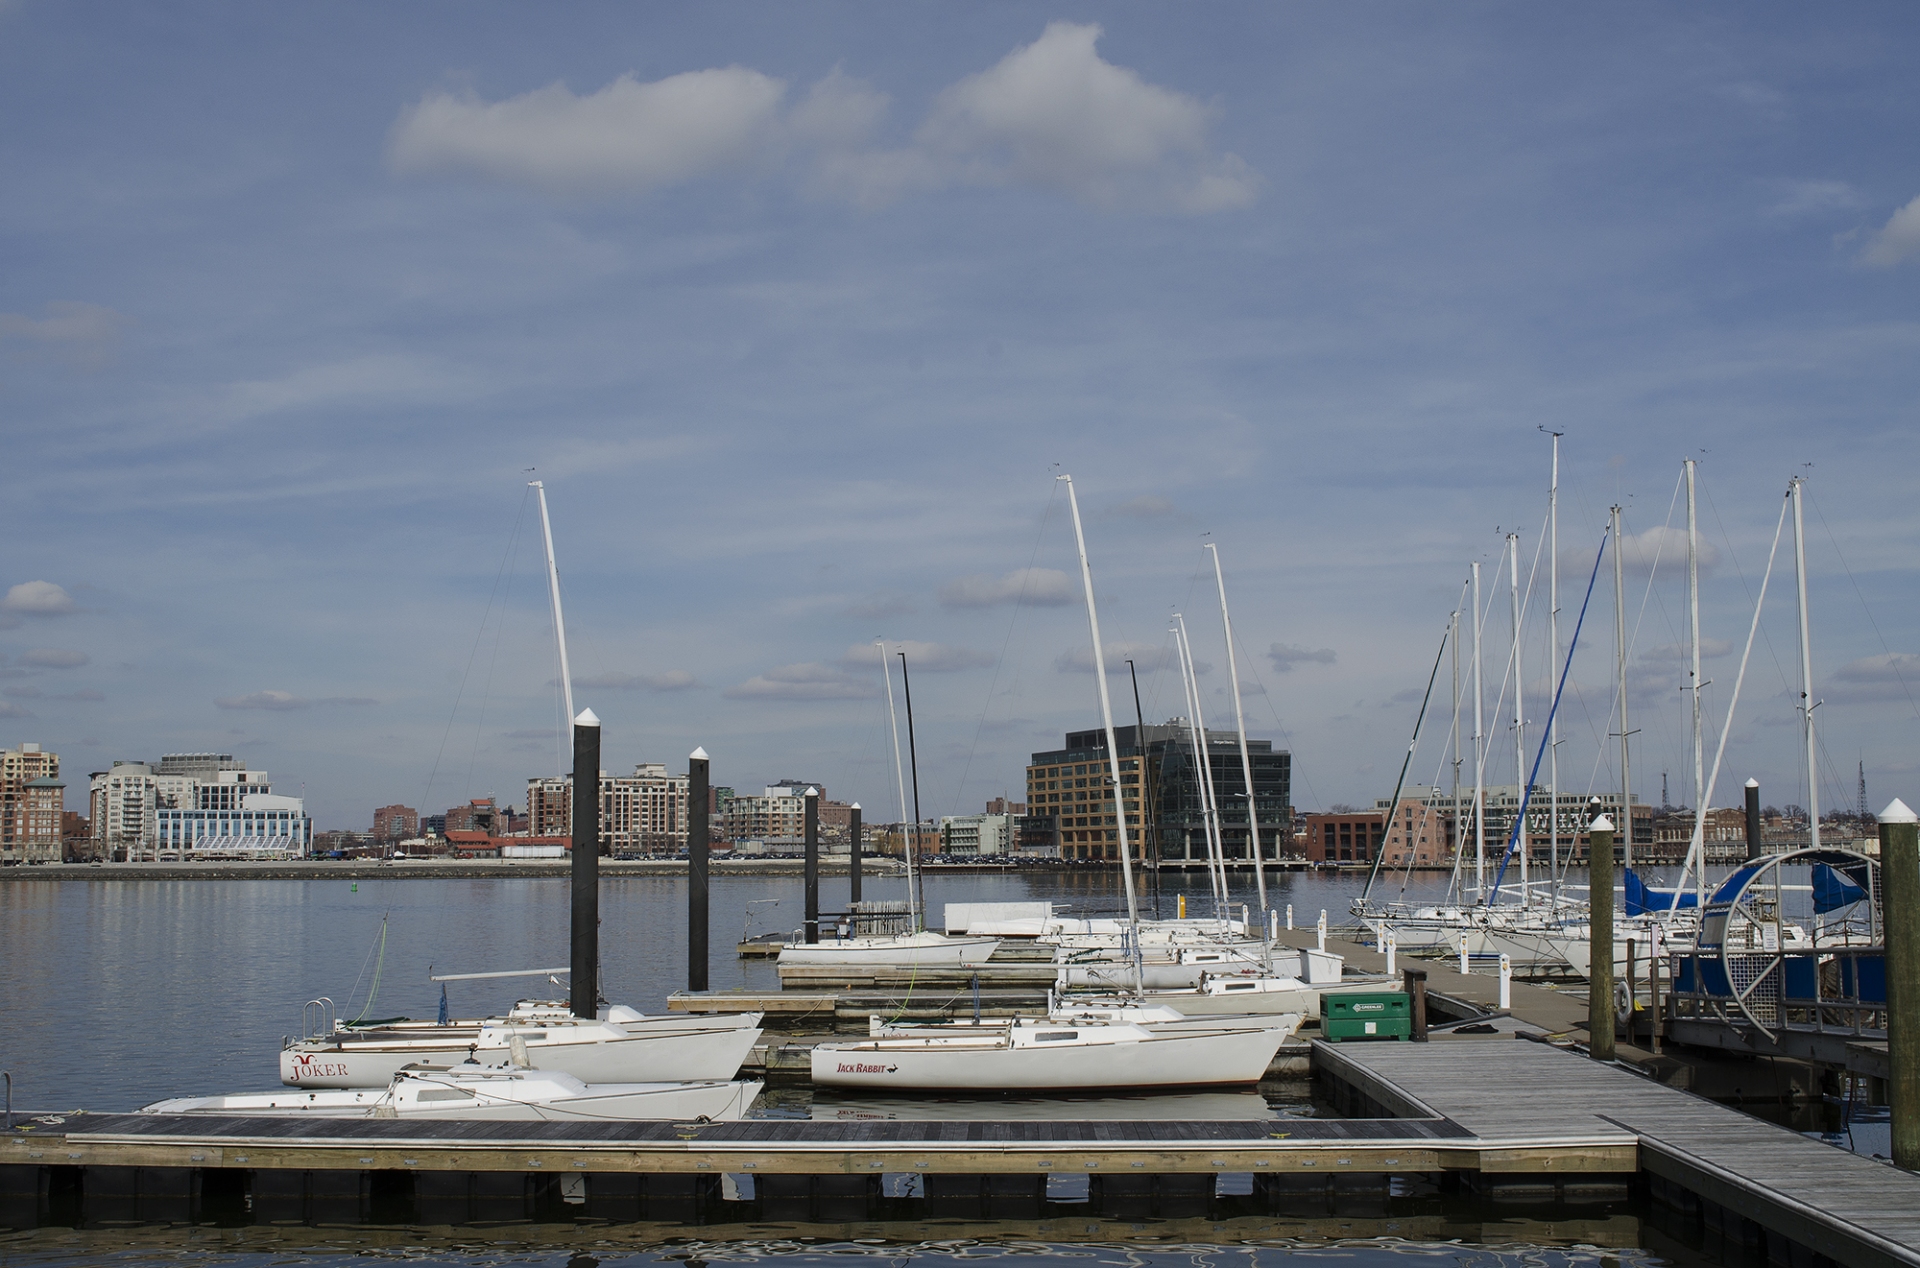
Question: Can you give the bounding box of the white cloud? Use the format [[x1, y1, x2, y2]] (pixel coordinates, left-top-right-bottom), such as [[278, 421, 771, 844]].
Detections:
[[0, 302, 126, 367], [845, 641, 992, 672], [572, 670, 699, 692], [1, 581, 76, 615], [1054, 641, 1167, 674], [1606, 524, 1719, 577], [1834, 652, 1920, 685], [217, 690, 307, 710], [1864, 194, 1920, 267], [1767, 180, 1863, 219], [1109, 495, 1178, 519], [1267, 643, 1336, 672], [939, 567, 1075, 608], [388, 68, 787, 195], [215, 690, 376, 710], [915, 22, 1257, 213], [219, 355, 466, 423], [1643, 637, 1734, 662], [19, 648, 88, 668], [724, 662, 877, 701], [0, 701, 32, 719]]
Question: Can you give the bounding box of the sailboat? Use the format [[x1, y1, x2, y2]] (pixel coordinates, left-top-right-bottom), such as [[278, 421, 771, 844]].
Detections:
[[774, 640, 1001, 967], [812, 478, 1300, 1092], [280, 480, 764, 1089]]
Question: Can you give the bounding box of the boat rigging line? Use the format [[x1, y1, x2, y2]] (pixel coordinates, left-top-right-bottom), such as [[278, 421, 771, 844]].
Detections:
[[1489, 522, 1609, 902], [1358, 615, 1452, 906]]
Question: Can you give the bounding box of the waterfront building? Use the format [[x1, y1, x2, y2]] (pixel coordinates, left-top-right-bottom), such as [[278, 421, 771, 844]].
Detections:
[[154, 790, 312, 857], [1, 742, 62, 864], [89, 761, 159, 860], [372, 803, 419, 841], [1023, 722, 1291, 864], [938, 811, 1016, 855], [527, 763, 691, 854], [720, 783, 817, 850], [1302, 810, 1384, 865], [154, 752, 244, 779]]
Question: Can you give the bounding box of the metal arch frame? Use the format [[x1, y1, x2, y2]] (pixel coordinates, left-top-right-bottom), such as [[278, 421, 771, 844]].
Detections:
[[1696, 847, 1880, 1040]]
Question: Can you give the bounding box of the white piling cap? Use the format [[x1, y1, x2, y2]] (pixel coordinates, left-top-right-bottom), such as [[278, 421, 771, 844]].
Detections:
[[574, 708, 600, 727], [689, 746, 709, 760], [804, 786, 818, 797], [1589, 814, 1616, 833], [1746, 778, 1759, 788], [850, 802, 861, 810], [1881, 798, 1917, 824]]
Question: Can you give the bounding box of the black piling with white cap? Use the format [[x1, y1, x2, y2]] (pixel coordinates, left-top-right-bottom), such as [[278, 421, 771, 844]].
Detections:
[[849, 802, 863, 905], [570, 708, 601, 1019], [688, 746, 710, 992], [804, 787, 820, 944], [1745, 778, 1763, 861]]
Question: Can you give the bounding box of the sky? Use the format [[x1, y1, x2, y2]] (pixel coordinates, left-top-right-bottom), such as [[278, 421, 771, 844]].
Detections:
[[3, 3, 1920, 832]]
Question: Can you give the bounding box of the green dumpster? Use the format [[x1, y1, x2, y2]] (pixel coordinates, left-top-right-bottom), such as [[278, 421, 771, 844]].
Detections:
[[1321, 991, 1411, 1042]]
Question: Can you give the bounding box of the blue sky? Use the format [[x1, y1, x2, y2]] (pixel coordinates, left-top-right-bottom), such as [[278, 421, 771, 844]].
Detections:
[[4, 3, 1919, 830]]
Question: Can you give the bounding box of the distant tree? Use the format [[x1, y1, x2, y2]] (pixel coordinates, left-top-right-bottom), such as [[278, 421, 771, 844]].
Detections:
[[1327, 803, 1358, 814], [1763, 805, 1782, 819]]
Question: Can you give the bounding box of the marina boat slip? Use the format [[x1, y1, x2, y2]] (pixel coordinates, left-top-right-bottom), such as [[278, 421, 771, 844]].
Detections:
[[144, 1065, 763, 1123], [810, 1015, 1298, 1092], [279, 1004, 763, 1088]]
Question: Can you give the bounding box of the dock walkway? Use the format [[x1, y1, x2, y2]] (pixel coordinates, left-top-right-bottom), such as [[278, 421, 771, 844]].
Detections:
[[1321, 1035, 1920, 1268]]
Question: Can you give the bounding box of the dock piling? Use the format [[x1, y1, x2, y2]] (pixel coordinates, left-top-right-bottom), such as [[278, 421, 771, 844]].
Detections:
[[849, 803, 862, 905], [1744, 778, 1763, 861], [570, 708, 602, 1019], [1588, 812, 1616, 1062], [804, 787, 820, 944], [1880, 797, 1920, 1169], [1403, 966, 1428, 1042], [688, 746, 710, 993]]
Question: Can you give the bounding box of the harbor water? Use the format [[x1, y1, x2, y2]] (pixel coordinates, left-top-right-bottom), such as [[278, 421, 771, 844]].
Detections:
[[1, 870, 1740, 1267]]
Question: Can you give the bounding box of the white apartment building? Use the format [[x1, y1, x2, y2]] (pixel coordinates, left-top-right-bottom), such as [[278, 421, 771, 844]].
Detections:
[[721, 784, 815, 845], [154, 793, 311, 856], [89, 754, 308, 859], [526, 763, 691, 855], [939, 812, 1015, 856]]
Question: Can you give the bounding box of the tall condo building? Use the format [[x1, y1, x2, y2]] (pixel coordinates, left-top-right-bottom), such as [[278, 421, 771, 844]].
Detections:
[[528, 763, 691, 855], [1024, 722, 1291, 864], [1, 742, 63, 864]]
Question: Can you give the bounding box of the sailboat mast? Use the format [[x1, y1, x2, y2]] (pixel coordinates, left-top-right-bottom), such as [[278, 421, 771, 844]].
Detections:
[[1450, 604, 1463, 896], [1509, 533, 1527, 901], [1059, 476, 1144, 964], [531, 480, 574, 762], [1686, 458, 1706, 911], [1791, 477, 1820, 850], [1175, 616, 1229, 922], [1207, 543, 1268, 918], [1547, 432, 1561, 901], [878, 641, 919, 931], [1472, 560, 1487, 902], [1612, 504, 1633, 874]]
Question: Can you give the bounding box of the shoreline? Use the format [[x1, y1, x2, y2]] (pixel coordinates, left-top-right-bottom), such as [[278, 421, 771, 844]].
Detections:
[[0, 858, 912, 882]]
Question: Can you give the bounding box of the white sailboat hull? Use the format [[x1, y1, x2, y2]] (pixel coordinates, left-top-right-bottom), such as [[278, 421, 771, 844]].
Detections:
[[146, 1074, 762, 1122], [776, 933, 999, 966], [811, 1022, 1293, 1092], [281, 1017, 762, 1089]]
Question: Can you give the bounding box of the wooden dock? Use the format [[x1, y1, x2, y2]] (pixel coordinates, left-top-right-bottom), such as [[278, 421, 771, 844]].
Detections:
[[1321, 1035, 1920, 1268], [8, 1035, 1920, 1265]]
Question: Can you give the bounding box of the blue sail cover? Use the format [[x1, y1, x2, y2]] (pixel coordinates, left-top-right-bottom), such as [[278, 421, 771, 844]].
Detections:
[[1813, 862, 1868, 913], [1625, 868, 1700, 916]]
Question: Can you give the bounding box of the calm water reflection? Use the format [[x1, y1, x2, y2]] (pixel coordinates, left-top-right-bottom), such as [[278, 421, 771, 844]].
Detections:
[[0, 869, 1415, 1110]]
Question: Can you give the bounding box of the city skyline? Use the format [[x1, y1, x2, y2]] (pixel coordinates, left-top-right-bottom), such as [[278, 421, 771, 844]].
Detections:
[[3, 6, 1918, 830]]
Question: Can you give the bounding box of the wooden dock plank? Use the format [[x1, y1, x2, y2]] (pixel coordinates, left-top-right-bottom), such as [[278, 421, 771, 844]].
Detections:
[[1320, 1036, 1920, 1268]]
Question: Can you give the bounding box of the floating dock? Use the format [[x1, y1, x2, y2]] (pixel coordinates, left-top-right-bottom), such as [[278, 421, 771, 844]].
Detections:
[[8, 1036, 1918, 1266]]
